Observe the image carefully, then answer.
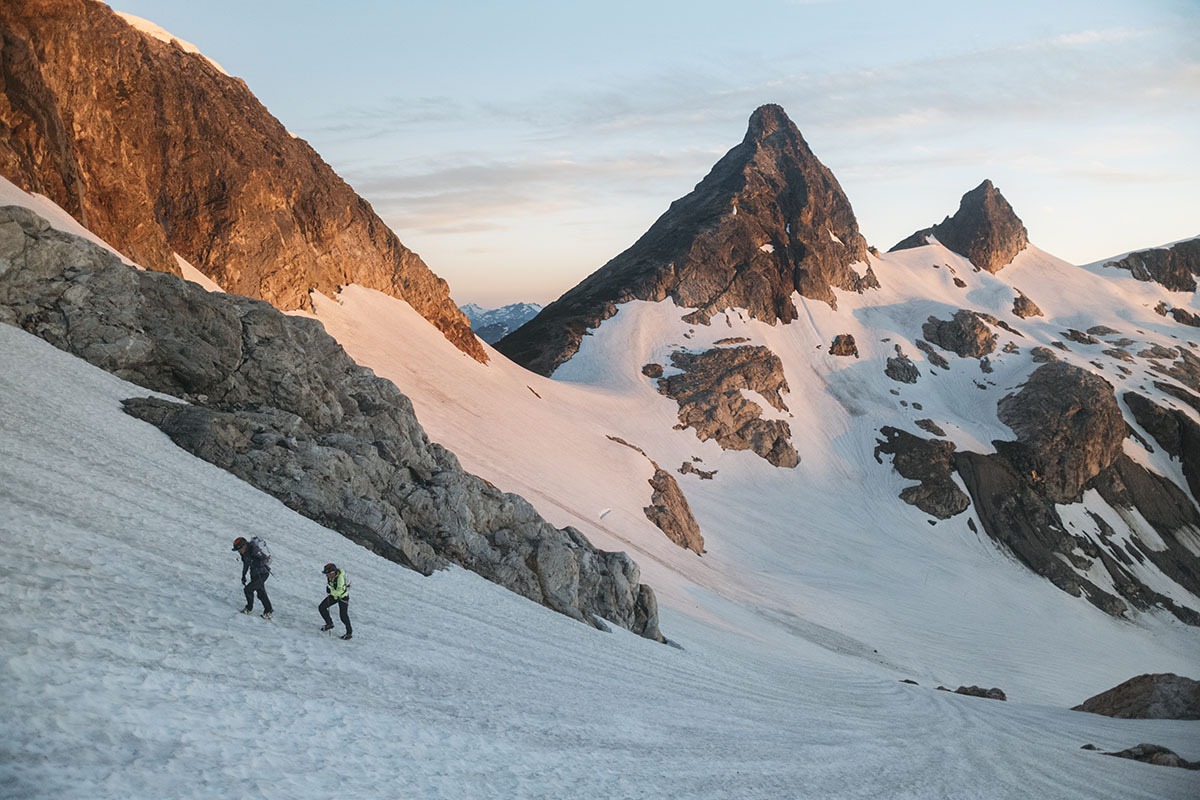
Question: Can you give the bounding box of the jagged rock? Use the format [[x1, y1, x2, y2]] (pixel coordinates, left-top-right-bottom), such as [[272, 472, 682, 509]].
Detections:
[[1155, 301, 1171, 316], [996, 361, 1124, 503], [1002, 342, 1020, 354], [1088, 325, 1121, 337], [657, 345, 799, 468], [829, 333, 859, 357], [1101, 744, 1200, 770], [1154, 348, 1200, 393], [885, 345, 921, 383], [1140, 344, 1179, 360], [914, 419, 948, 437], [1061, 329, 1100, 345], [1169, 307, 1200, 327], [954, 686, 1007, 701], [1104, 348, 1134, 362], [1012, 290, 1043, 318], [922, 310, 997, 358], [874, 427, 969, 519], [714, 336, 749, 345], [644, 468, 705, 554], [0, 0, 485, 361], [679, 462, 717, 480], [0, 205, 664, 641], [497, 104, 876, 376], [914, 339, 950, 370], [952, 277, 967, 288], [890, 180, 1029, 272], [1104, 238, 1200, 292], [1072, 673, 1200, 720], [642, 363, 664, 378], [979, 357, 993, 374]]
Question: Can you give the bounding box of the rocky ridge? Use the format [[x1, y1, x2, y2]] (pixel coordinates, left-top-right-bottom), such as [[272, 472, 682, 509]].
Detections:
[[890, 180, 1029, 272], [0, 205, 662, 641], [0, 0, 485, 361], [1103, 238, 1200, 292], [497, 104, 876, 376]]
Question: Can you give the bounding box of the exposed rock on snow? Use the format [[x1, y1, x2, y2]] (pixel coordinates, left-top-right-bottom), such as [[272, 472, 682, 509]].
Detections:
[[1061, 329, 1100, 345], [679, 461, 718, 480], [496, 104, 876, 376], [1123, 392, 1200, 500], [922, 310, 997, 359], [1073, 673, 1200, 720], [885, 345, 921, 383], [1012, 290, 1043, 318], [828, 333, 859, 358], [996, 362, 1124, 504], [914, 419, 948, 437], [0, 0, 485, 361], [641, 363, 664, 378], [1100, 743, 1200, 770], [644, 468, 705, 554], [950, 686, 1007, 701], [0, 205, 663, 641], [1103, 238, 1200, 292], [889, 180, 1029, 273], [873, 427, 969, 519], [914, 339, 950, 370], [657, 345, 799, 468]]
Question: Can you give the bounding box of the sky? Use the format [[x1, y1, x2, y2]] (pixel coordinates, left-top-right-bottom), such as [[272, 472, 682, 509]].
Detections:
[[112, 0, 1200, 307]]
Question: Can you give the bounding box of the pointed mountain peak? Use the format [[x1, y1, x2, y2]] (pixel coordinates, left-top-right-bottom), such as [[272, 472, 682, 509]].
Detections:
[[497, 105, 877, 376], [745, 103, 795, 142], [890, 179, 1029, 272]]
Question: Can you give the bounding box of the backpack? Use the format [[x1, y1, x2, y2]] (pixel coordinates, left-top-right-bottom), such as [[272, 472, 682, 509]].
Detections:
[[251, 536, 272, 570]]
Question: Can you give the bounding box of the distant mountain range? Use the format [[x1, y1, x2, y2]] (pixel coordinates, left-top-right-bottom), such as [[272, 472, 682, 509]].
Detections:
[[460, 302, 544, 343]]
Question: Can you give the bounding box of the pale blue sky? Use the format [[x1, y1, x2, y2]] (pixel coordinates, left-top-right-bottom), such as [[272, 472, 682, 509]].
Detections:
[[115, 1, 1199, 306]]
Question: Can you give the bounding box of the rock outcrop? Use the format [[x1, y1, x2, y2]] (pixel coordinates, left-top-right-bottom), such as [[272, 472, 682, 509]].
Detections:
[[1012, 290, 1042, 318], [890, 180, 1029, 273], [497, 104, 876, 376], [0, 205, 663, 641], [828, 333, 859, 357], [1100, 744, 1200, 770], [874, 427, 969, 519], [922, 310, 998, 359], [1073, 674, 1200, 720], [949, 361, 1200, 624], [657, 345, 798, 468], [885, 345, 920, 383], [644, 468, 705, 554], [1104, 238, 1200, 292], [0, 0, 485, 361]]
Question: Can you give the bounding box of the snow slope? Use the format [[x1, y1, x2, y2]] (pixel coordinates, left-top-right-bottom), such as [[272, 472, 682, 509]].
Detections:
[[3, 321, 1199, 799]]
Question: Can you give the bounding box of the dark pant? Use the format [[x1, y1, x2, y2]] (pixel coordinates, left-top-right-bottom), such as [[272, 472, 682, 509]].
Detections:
[[319, 595, 351, 634], [244, 574, 272, 613]]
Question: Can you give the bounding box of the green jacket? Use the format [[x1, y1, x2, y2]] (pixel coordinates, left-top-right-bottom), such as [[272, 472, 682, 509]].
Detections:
[[327, 569, 348, 600]]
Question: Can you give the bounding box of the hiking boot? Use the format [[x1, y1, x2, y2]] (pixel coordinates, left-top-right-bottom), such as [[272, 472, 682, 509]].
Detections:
[[320, 623, 334, 631], [261, 611, 273, 620], [340, 632, 353, 640], [240, 607, 253, 614]]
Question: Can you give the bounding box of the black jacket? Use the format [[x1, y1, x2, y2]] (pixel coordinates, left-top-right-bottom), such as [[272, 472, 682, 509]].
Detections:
[[240, 540, 271, 580]]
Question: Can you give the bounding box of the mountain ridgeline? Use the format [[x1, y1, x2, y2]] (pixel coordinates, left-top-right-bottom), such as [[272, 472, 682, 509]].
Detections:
[[497, 105, 876, 376], [0, 0, 485, 361]]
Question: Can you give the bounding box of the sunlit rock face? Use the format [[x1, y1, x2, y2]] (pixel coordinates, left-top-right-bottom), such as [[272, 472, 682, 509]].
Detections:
[[0, 0, 484, 361]]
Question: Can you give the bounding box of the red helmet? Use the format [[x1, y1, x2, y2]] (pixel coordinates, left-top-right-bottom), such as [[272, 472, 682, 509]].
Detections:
[[231, 537, 248, 551], [323, 563, 338, 575]]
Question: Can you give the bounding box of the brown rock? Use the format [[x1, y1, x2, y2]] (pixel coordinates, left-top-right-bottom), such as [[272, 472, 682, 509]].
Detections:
[[0, 0, 485, 361], [497, 104, 876, 376], [644, 468, 705, 554], [1073, 673, 1200, 720], [829, 333, 859, 357], [1061, 329, 1100, 345], [1012, 290, 1043, 318], [657, 345, 798, 467], [641, 363, 663, 378], [890, 180, 1029, 272], [1101, 744, 1200, 770]]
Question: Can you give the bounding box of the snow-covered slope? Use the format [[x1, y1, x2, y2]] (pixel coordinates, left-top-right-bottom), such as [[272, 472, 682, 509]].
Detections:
[[3, 320, 1198, 799], [305, 246, 1200, 709]]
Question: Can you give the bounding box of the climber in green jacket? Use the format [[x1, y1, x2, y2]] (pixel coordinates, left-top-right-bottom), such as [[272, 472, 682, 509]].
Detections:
[[319, 563, 352, 640]]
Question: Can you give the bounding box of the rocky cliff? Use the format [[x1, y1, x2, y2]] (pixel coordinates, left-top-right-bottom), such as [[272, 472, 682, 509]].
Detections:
[[497, 104, 876, 376], [890, 180, 1028, 272], [0, 205, 662, 641], [0, 0, 485, 361], [1103, 238, 1200, 292]]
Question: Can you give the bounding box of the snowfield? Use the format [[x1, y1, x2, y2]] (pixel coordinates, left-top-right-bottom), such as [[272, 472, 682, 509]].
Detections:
[[3, 323, 1199, 799]]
